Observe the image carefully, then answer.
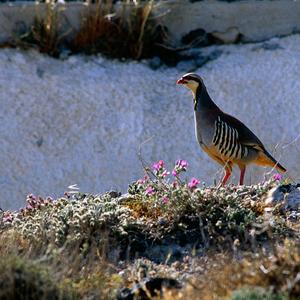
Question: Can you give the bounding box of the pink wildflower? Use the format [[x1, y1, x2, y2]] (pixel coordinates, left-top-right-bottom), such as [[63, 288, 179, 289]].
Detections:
[[152, 160, 164, 171], [172, 159, 188, 177], [273, 173, 282, 181], [137, 175, 149, 184], [188, 177, 200, 189], [145, 186, 154, 196], [176, 159, 188, 169], [162, 196, 169, 204]]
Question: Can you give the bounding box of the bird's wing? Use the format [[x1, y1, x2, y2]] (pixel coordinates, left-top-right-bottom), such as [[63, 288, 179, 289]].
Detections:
[[220, 112, 266, 152], [212, 112, 286, 172]]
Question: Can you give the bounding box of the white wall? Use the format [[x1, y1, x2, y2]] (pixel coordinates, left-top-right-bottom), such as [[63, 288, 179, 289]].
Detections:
[[0, 35, 299, 209]]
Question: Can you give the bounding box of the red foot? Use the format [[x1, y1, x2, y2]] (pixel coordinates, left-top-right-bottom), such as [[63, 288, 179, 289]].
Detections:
[[220, 170, 231, 186], [239, 167, 246, 185]]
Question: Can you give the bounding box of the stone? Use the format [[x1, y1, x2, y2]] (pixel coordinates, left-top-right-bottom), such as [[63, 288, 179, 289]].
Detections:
[[211, 27, 241, 44], [117, 277, 182, 300], [181, 28, 210, 47], [107, 190, 122, 198], [265, 184, 300, 211], [162, 0, 300, 43]]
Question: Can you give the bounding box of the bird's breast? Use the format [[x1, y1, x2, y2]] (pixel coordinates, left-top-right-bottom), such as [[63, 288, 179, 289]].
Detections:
[[194, 111, 215, 147]]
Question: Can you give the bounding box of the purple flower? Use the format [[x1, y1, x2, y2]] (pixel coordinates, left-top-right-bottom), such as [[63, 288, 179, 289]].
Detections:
[[273, 173, 282, 181], [145, 186, 154, 196], [188, 177, 200, 189], [176, 159, 188, 169], [172, 159, 188, 177], [162, 196, 169, 204], [152, 160, 164, 171], [137, 175, 149, 185]]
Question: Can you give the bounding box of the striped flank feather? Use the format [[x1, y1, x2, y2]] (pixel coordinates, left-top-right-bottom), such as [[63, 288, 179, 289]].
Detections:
[[212, 116, 248, 159]]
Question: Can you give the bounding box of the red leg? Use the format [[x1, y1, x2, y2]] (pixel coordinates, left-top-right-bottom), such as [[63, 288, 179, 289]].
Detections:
[[239, 166, 246, 185], [221, 169, 231, 186]]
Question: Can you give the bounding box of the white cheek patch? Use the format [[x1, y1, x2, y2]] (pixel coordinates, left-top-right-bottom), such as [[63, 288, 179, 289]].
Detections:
[[186, 81, 199, 97], [186, 81, 199, 90]]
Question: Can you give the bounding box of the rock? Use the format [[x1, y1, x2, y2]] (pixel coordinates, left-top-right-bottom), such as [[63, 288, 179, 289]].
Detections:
[[286, 189, 300, 210], [107, 190, 122, 198], [117, 287, 133, 300], [117, 193, 134, 204], [287, 211, 300, 223], [265, 184, 300, 211], [157, 217, 167, 226], [116, 277, 182, 300], [181, 28, 210, 47], [211, 27, 241, 44]]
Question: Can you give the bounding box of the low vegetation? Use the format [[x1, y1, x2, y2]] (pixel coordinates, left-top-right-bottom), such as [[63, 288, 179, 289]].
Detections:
[[0, 159, 299, 299], [70, 0, 166, 60], [6, 0, 172, 62], [164, 239, 300, 300]]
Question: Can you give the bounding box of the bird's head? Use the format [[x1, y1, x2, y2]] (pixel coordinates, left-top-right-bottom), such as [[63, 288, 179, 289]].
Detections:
[[176, 73, 204, 97]]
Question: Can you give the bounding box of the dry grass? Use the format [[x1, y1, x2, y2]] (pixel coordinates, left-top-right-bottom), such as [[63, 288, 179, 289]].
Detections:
[[0, 229, 122, 300], [163, 240, 300, 300], [14, 1, 68, 57], [70, 0, 166, 60], [8, 0, 168, 60]]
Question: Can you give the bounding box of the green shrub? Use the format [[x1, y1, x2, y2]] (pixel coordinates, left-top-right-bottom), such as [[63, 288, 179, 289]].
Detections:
[[127, 159, 289, 249], [232, 287, 287, 300]]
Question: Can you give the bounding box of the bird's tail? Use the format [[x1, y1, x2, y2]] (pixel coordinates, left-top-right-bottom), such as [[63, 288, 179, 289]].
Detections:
[[255, 150, 287, 173]]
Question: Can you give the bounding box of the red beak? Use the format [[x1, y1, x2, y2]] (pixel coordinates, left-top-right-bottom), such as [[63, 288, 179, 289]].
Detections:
[[176, 78, 187, 85]]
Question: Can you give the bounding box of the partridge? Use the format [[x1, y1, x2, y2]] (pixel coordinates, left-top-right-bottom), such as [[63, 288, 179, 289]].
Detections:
[[176, 73, 286, 185]]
